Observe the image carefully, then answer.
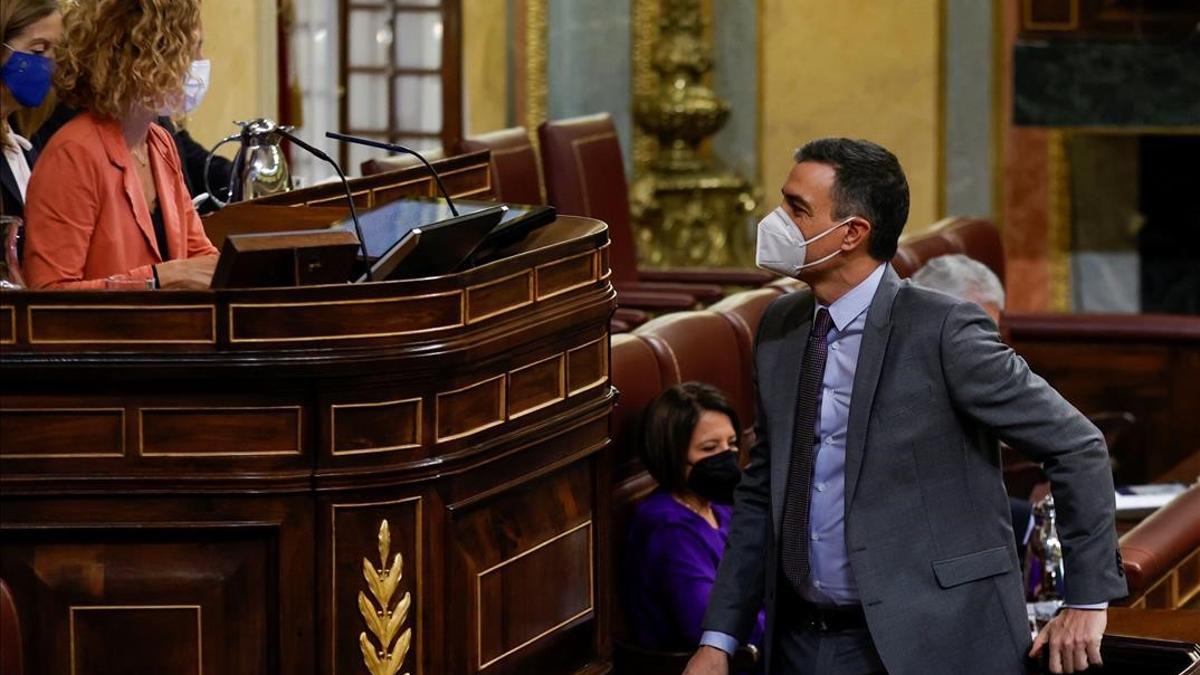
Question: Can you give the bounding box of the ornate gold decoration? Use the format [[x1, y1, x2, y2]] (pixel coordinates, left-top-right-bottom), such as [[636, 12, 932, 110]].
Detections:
[[358, 520, 412, 675], [524, 0, 549, 149], [630, 0, 758, 267], [1047, 130, 1071, 312]]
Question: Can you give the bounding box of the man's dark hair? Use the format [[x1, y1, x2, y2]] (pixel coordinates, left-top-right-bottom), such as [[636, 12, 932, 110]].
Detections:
[[794, 138, 910, 261], [638, 382, 741, 493]]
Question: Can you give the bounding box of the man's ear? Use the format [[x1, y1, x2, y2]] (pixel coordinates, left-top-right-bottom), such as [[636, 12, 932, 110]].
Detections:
[[842, 217, 872, 252]]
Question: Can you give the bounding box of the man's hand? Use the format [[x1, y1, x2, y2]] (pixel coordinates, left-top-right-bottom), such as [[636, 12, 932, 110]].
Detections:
[[155, 255, 218, 289], [1029, 607, 1106, 673], [682, 645, 729, 675]]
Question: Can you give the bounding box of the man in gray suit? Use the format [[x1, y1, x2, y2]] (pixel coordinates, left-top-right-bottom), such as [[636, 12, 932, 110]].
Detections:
[[683, 138, 1126, 674]]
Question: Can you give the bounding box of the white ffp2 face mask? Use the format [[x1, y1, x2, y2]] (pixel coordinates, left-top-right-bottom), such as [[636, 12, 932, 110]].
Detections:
[[158, 59, 211, 116], [755, 206, 852, 278]]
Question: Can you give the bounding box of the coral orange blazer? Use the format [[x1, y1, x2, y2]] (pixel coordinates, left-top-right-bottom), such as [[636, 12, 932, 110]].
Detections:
[[22, 112, 217, 289]]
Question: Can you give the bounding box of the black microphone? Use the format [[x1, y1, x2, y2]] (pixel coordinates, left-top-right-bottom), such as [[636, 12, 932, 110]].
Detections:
[[324, 131, 459, 217], [276, 129, 373, 282]]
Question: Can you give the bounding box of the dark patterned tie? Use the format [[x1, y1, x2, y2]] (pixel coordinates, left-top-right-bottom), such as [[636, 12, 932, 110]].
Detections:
[[781, 307, 834, 593]]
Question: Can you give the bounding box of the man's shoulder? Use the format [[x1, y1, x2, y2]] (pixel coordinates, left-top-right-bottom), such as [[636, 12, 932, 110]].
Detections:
[[892, 278, 973, 324]]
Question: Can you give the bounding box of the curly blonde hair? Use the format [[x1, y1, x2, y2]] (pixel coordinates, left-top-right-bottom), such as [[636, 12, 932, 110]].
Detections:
[[54, 0, 199, 120]]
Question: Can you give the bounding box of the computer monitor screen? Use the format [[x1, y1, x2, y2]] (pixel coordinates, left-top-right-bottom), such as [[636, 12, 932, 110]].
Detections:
[[342, 198, 552, 261], [357, 203, 508, 281]]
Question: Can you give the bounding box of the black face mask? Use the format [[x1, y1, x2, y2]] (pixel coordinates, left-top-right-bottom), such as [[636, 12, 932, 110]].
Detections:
[[686, 451, 742, 505]]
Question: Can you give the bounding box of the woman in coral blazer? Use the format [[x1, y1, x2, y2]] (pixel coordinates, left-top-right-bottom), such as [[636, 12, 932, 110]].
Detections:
[[22, 0, 216, 289]]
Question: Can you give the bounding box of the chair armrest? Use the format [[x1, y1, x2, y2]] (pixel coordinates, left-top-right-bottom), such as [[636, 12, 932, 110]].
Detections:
[[640, 266, 774, 287], [614, 307, 649, 328], [615, 287, 699, 312]]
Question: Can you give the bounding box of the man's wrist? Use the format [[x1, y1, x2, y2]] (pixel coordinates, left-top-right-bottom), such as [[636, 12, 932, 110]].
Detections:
[[699, 630, 738, 656], [1063, 602, 1108, 611]]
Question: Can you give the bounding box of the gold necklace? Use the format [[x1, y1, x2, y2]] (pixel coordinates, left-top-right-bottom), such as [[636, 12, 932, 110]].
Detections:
[[130, 145, 149, 166]]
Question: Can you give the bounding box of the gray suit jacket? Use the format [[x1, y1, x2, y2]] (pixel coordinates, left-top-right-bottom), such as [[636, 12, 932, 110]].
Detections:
[[702, 265, 1127, 674]]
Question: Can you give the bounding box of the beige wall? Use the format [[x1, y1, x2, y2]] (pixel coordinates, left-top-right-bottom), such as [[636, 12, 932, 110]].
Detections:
[[463, 0, 511, 135], [187, 1, 278, 156], [760, 0, 943, 234]]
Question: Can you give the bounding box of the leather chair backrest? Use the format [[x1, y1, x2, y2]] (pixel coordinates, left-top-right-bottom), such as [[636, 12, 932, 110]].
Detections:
[[1119, 482, 1200, 601], [360, 147, 446, 177], [610, 334, 668, 644], [893, 217, 1005, 285], [538, 114, 639, 284], [707, 288, 787, 431], [457, 127, 543, 205], [633, 311, 751, 437], [0, 578, 20, 675], [611, 334, 668, 482]]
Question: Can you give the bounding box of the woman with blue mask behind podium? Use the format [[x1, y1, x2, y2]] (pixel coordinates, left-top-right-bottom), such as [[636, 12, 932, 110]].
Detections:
[[22, 0, 218, 289], [0, 0, 61, 220]]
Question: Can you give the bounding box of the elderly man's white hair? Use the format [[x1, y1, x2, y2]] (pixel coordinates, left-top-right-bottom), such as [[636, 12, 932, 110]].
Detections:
[[911, 254, 1006, 310]]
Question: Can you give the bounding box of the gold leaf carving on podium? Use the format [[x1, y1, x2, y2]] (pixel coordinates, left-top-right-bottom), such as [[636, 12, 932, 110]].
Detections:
[[359, 519, 412, 675]]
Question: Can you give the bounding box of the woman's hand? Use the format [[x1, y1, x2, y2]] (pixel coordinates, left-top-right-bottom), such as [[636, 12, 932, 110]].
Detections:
[[154, 254, 217, 289]]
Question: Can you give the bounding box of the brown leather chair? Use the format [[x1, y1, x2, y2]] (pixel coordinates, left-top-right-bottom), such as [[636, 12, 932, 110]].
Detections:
[[892, 217, 1005, 285], [611, 333, 670, 481], [360, 147, 446, 177], [0, 579, 21, 675], [708, 288, 786, 425], [538, 114, 771, 311], [456, 127, 543, 205], [1119, 481, 1200, 608], [632, 311, 753, 440]]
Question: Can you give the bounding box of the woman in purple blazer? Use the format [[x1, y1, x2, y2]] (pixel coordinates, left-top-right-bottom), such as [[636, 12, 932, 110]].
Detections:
[[622, 382, 766, 654]]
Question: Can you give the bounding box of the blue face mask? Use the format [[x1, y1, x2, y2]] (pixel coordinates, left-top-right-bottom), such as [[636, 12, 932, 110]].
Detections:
[[1, 44, 54, 108]]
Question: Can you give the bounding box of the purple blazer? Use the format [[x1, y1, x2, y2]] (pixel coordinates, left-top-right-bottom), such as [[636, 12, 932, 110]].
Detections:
[[622, 489, 766, 652]]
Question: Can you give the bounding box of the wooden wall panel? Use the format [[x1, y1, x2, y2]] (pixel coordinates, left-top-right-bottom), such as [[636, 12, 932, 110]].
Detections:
[[450, 462, 595, 674], [467, 272, 534, 324], [536, 252, 598, 300], [28, 305, 215, 345], [1008, 314, 1200, 482], [229, 292, 464, 343], [477, 522, 593, 669], [72, 606, 202, 675], [567, 338, 608, 396], [139, 407, 303, 457], [0, 409, 125, 459], [437, 376, 506, 442], [1, 527, 275, 675], [0, 304, 14, 343], [507, 355, 565, 419], [331, 398, 423, 455]]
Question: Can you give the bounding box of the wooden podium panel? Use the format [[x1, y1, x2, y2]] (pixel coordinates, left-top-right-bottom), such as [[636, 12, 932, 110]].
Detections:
[[0, 216, 617, 675]]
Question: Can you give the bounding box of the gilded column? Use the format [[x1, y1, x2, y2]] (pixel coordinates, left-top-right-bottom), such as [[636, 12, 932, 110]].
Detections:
[[631, 0, 758, 267]]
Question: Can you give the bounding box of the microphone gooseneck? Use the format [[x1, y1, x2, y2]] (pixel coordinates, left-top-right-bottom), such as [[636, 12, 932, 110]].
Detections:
[[324, 131, 459, 217], [277, 129, 373, 282]]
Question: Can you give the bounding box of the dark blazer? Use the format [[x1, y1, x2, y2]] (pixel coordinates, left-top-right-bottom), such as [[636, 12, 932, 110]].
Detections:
[[0, 133, 36, 220], [703, 265, 1127, 674]]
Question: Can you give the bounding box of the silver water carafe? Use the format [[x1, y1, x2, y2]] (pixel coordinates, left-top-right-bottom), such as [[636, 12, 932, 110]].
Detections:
[[205, 118, 293, 206], [1024, 494, 1065, 602]]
